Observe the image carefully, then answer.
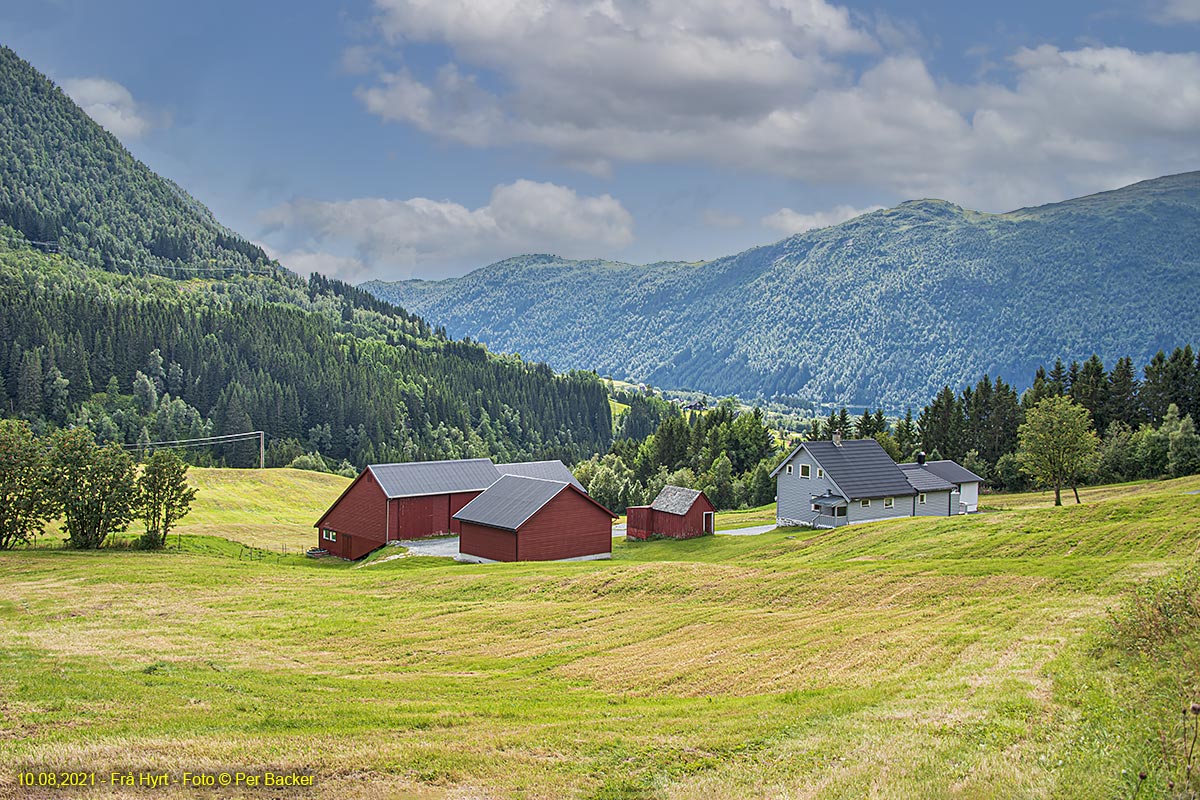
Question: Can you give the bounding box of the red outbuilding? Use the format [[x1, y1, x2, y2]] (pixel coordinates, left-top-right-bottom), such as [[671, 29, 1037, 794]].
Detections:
[[625, 485, 716, 540], [312, 458, 582, 560], [454, 475, 617, 562]]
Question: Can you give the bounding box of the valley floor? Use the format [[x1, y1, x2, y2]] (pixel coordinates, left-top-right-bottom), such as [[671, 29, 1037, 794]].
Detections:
[[2, 472, 1199, 798]]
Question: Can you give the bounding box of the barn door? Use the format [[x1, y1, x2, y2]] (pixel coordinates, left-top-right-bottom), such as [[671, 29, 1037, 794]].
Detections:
[[703, 511, 715, 535]]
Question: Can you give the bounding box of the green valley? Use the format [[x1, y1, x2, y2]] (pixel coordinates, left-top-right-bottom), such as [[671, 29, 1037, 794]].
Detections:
[[3, 468, 1200, 798]]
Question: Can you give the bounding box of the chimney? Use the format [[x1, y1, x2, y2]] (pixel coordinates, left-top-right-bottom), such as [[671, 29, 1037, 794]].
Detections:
[[833, 431, 842, 447], [917, 451, 926, 465]]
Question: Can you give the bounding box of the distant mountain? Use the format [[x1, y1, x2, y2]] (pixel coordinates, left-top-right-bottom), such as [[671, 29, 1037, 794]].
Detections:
[[0, 46, 611, 466], [366, 173, 1200, 408], [0, 45, 274, 275]]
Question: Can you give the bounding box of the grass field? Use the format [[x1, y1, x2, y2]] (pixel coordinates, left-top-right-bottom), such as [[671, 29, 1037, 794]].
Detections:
[[3, 471, 1200, 798]]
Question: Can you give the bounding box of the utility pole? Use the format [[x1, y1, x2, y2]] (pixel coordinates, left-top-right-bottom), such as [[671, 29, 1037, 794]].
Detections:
[[259, 430, 265, 470]]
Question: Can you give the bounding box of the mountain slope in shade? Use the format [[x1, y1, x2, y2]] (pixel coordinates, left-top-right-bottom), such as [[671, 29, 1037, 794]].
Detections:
[[365, 173, 1200, 408]]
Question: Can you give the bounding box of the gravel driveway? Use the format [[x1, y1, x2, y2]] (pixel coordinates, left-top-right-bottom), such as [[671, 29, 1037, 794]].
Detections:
[[396, 536, 461, 558], [395, 522, 778, 562]]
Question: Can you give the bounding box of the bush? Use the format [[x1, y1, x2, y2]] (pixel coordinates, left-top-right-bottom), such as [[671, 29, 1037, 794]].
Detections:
[[288, 452, 330, 473], [1108, 565, 1200, 653]]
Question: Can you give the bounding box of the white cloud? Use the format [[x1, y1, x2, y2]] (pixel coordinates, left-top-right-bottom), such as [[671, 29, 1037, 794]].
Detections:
[[762, 204, 883, 235], [61, 77, 163, 139], [259, 179, 633, 279], [1156, 0, 1200, 22], [352, 0, 1200, 210]]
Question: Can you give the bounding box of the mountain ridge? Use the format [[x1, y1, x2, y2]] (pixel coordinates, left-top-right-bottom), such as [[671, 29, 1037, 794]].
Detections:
[[365, 171, 1200, 409]]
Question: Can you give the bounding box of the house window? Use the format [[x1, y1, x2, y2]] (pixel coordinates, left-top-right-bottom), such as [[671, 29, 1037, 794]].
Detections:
[[817, 469, 824, 478], [812, 503, 821, 512], [834, 507, 847, 517], [800, 464, 811, 479], [786, 464, 793, 475], [322, 529, 337, 542], [861, 499, 871, 508], [919, 493, 927, 504], [884, 497, 894, 509]]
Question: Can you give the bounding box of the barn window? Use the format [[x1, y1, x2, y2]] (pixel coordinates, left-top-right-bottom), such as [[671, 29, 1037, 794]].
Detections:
[[799, 464, 811, 479], [884, 497, 894, 509], [785, 464, 793, 475], [919, 493, 927, 504], [860, 499, 871, 508], [322, 529, 337, 542]]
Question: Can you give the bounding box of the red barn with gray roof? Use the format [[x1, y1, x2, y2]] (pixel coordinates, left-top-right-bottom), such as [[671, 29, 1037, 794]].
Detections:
[[454, 475, 616, 562], [625, 485, 716, 540], [312, 458, 583, 559]]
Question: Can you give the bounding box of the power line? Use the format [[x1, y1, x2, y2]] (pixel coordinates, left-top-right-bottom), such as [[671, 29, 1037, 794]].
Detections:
[[124, 430, 266, 468]]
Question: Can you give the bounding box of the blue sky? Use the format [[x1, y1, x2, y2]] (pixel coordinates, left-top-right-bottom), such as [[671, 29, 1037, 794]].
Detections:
[[3, 0, 1199, 280]]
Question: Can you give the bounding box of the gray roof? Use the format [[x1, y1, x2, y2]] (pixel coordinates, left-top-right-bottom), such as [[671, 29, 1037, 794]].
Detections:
[[496, 460, 584, 492], [899, 464, 958, 492], [368, 458, 500, 498], [811, 493, 848, 507], [650, 485, 705, 515], [452, 475, 571, 531], [915, 460, 984, 485], [777, 439, 916, 500]]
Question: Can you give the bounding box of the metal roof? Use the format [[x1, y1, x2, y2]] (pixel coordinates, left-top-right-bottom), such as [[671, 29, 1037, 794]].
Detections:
[[452, 475, 571, 531], [781, 439, 917, 499], [811, 493, 848, 507], [496, 460, 584, 492], [899, 464, 958, 492], [367, 458, 500, 498], [650, 485, 705, 515], [910, 460, 984, 485]]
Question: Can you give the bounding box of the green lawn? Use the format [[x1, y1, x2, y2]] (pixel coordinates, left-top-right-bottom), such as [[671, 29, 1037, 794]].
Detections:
[[2, 472, 1200, 798]]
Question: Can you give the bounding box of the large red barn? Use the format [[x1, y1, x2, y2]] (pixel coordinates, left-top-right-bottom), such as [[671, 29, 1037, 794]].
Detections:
[[625, 485, 715, 540], [454, 475, 616, 562], [313, 458, 582, 560]]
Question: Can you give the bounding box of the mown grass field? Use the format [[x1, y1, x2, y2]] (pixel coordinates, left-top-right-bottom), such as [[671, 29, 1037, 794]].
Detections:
[[3, 471, 1200, 798]]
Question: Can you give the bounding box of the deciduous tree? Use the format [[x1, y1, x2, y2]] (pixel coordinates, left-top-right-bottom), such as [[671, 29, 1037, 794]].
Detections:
[[46, 428, 136, 548], [135, 450, 197, 549], [1017, 396, 1099, 506], [0, 419, 52, 549]]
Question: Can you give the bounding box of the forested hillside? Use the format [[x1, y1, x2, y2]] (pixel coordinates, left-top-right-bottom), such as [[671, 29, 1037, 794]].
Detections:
[[0, 47, 611, 467], [0, 46, 274, 275], [368, 174, 1200, 409], [0, 234, 610, 466]]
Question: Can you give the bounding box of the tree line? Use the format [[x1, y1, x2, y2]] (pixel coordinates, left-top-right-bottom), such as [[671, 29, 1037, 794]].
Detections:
[[810, 347, 1200, 493], [0, 419, 196, 550], [0, 238, 613, 471], [574, 399, 779, 513]]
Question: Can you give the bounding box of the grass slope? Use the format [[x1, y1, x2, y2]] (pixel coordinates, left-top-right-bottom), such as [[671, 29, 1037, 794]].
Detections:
[[2, 473, 1199, 798]]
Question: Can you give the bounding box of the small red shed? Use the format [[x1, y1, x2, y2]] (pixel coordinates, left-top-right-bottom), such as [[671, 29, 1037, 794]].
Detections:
[[454, 475, 616, 562], [626, 485, 716, 540]]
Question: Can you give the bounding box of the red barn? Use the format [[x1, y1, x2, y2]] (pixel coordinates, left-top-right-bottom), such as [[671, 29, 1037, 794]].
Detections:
[[454, 475, 616, 562], [626, 485, 715, 540], [313, 459, 583, 560]]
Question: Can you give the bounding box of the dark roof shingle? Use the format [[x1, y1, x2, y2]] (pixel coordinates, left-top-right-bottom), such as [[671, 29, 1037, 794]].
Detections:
[[368, 458, 500, 498], [899, 464, 958, 492], [650, 485, 704, 515], [911, 460, 984, 485], [789, 439, 916, 499], [496, 460, 584, 491], [452, 475, 570, 531]]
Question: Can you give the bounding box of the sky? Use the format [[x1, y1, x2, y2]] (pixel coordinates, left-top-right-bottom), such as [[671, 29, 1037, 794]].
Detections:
[[3, 0, 1199, 282]]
